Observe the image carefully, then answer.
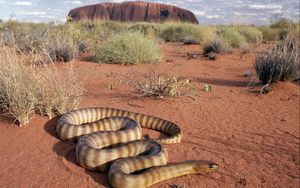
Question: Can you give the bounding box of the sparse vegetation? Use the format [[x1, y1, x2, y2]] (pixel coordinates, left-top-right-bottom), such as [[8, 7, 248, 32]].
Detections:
[[0, 46, 38, 125], [258, 19, 299, 42], [217, 27, 247, 48], [94, 31, 161, 65], [0, 43, 84, 126], [45, 30, 78, 62], [159, 22, 215, 43], [254, 40, 300, 84], [126, 73, 193, 98], [129, 22, 159, 36], [121, 67, 194, 98], [258, 26, 280, 41], [203, 36, 231, 55], [235, 26, 263, 43], [0, 18, 299, 123]]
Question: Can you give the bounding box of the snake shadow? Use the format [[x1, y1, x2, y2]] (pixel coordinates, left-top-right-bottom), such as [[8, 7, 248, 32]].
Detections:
[[44, 118, 112, 187]]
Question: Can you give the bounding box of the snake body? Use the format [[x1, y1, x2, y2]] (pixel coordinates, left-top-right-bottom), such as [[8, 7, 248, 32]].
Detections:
[[57, 107, 218, 188]]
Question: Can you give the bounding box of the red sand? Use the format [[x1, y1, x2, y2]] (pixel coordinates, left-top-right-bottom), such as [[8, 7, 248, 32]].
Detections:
[[0, 44, 299, 188]]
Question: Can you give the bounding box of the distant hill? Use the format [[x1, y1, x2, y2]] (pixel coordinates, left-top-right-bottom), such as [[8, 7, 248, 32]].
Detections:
[[68, 1, 199, 24]]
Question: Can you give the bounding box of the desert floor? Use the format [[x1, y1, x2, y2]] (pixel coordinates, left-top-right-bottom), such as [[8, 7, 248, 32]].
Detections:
[[0, 43, 299, 188]]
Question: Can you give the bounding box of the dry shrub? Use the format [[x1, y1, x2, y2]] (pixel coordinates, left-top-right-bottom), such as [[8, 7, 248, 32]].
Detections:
[[125, 69, 193, 98], [0, 46, 38, 125], [46, 34, 77, 62], [203, 36, 231, 55], [44, 27, 78, 62], [254, 40, 300, 84], [0, 43, 84, 126], [35, 64, 84, 118]]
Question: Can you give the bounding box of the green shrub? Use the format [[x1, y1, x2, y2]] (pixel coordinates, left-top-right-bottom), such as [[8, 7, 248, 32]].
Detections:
[[254, 41, 300, 84], [258, 26, 279, 41], [129, 22, 159, 36], [217, 27, 247, 48], [100, 21, 129, 33], [235, 26, 262, 43], [95, 32, 161, 65], [240, 43, 250, 54], [286, 24, 300, 49], [159, 23, 214, 43], [270, 18, 295, 40]]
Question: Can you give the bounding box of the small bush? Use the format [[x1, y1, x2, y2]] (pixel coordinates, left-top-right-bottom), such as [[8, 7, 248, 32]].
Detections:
[[126, 73, 193, 98], [0, 44, 84, 126], [1, 21, 49, 52], [94, 32, 161, 65], [35, 63, 84, 118], [203, 36, 231, 54], [270, 18, 294, 40], [46, 35, 77, 62], [286, 24, 300, 49], [44, 27, 78, 62], [217, 27, 247, 48], [0, 47, 38, 125], [100, 21, 129, 33], [129, 22, 159, 36], [240, 43, 250, 54], [258, 26, 279, 41], [254, 41, 300, 84], [159, 23, 214, 43], [235, 26, 263, 43], [0, 29, 14, 46], [258, 19, 297, 41]]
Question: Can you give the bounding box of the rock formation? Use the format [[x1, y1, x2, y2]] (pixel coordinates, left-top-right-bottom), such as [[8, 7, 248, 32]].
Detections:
[[68, 1, 198, 24]]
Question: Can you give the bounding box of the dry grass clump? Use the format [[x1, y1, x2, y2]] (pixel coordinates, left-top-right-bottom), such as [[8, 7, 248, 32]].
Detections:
[[254, 40, 300, 84], [0, 43, 84, 126], [203, 36, 231, 55], [126, 70, 193, 98], [94, 31, 161, 65], [0, 21, 80, 62], [35, 64, 84, 118], [0, 46, 38, 125], [45, 32, 78, 62], [0, 20, 49, 52]]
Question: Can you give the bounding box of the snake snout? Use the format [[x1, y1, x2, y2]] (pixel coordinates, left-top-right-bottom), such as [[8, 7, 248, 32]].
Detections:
[[209, 162, 219, 170]]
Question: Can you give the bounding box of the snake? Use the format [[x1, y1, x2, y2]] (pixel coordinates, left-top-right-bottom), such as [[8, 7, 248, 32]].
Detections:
[[56, 107, 219, 188]]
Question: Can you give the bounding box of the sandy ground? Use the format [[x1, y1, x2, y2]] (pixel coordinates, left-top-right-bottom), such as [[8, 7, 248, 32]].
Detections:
[[0, 43, 299, 188]]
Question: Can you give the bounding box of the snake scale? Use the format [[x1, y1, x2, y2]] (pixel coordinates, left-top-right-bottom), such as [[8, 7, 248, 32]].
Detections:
[[56, 107, 219, 188]]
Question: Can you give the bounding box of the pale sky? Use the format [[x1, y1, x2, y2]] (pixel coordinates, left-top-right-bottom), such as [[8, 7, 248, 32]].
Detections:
[[0, 0, 299, 25]]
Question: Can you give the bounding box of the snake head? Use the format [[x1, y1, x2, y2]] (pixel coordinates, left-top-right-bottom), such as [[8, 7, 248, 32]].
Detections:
[[192, 160, 219, 173]]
